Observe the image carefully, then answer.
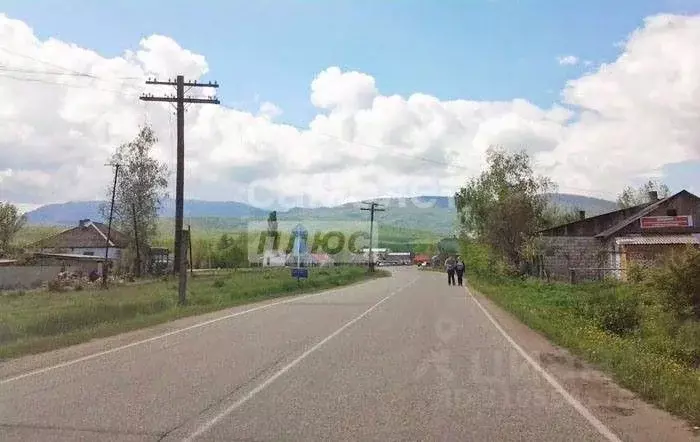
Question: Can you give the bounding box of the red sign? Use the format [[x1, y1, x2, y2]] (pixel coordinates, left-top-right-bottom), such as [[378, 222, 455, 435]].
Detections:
[[640, 216, 693, 229]]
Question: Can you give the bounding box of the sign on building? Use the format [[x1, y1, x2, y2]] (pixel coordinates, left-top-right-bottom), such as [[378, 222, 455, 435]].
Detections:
[[640, 215, 693, 229]]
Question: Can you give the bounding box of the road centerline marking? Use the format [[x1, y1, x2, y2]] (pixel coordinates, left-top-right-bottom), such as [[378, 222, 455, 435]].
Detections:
[[0, 278, 389, 386], [180, 277, 419, 442]]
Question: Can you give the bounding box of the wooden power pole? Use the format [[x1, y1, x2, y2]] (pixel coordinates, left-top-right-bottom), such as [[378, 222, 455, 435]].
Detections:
[[140, 76, 219, 276], [360, 201, 384, 272], [102, 162, 120, 287]]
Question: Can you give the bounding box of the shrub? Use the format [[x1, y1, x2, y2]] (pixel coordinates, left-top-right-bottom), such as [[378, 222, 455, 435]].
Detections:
[[626, 261, 652, 284], [47, 279, 68, 293], [584, 288, 642, 336], [675, 321, 700, 367], [651, 246, 700, 320], [212, 279, 226, 288]]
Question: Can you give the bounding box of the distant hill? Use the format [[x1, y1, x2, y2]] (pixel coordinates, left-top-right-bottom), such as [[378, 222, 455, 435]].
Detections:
[[25, 198, 268, 226], [544, 193, 619, 215], [23, 193, 619, 236]]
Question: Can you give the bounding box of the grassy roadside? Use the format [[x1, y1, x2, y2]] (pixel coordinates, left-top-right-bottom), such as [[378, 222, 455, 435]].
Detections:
[[0, 266, 389, 361], [469, 276, 700, 427]]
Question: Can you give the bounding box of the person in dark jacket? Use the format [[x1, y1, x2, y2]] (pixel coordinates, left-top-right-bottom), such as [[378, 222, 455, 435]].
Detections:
[[444, 255, 456, 286], [455, 256, 465, 286]]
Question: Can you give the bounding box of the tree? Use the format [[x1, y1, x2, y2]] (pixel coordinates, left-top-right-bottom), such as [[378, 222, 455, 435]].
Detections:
[[540, 204, 584, 229], [217, 233, 232, 250], [267, 211, 278, 238], [212, 234, 247, 268], [0, 202, 26, 255], [100, 125, 168, 275], [617, 179, 670, 209], [454, 146, 555, 269]]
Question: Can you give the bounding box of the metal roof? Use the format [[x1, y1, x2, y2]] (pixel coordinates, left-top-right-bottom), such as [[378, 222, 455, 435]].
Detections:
[[615, 234, 700, 245], [33, 252, 108, 261], [596, 190, 700, 239]]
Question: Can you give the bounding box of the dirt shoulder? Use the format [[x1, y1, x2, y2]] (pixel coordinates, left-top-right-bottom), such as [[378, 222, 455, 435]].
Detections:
[[468, 286, 700, 442]]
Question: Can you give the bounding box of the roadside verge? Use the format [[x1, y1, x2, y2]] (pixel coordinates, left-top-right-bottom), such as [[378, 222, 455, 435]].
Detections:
[[466, 279, 700, 440]]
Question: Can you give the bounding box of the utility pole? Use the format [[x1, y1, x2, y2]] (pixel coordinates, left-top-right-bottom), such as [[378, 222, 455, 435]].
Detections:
[[188, 224, 193, 276], [103, 162, 121, 287], [140, 76, 219, 275], [132, 202, 141, 278], [360, 201, 384, 272], [179, 228, 189, 305]]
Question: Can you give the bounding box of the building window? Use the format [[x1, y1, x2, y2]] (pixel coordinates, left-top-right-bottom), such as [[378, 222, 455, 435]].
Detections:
[[666, 209, 678, 216]]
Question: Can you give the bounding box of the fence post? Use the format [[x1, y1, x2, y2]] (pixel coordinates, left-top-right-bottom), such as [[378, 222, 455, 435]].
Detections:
[[569, 269, 576, 284]]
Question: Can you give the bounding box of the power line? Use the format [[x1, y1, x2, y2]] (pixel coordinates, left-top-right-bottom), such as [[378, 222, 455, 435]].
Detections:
[[0, 71, 144, 96], [0, 46, 92, 77], [0, 68, 620, 199], [215, 103, 619, 198]]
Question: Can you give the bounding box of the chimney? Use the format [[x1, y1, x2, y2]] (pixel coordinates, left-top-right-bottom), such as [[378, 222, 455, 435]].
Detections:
[[79, 219, 91, 228], [648, 191, 658, 202], [578, 210, 586, 220]]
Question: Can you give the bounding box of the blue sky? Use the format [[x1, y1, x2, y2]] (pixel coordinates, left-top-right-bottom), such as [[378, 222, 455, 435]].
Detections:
[[1, 0, 699, 202], [3, 0, 698, 127]]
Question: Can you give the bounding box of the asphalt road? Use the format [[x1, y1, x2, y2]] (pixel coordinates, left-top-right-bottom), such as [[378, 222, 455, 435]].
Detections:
[[0, 268, 682, 441]]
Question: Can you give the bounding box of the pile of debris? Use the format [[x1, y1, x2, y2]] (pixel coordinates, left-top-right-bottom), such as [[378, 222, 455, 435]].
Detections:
[[46, 270, 126, 292]]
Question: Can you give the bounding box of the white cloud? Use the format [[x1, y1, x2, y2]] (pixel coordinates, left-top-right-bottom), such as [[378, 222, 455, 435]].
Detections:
[[257, 101, 283, 120], [0, 13, 699, 209], [557, 55, 580, 66]]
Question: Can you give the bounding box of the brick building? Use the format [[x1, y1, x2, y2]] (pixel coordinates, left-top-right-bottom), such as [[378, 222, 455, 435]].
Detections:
[[536, 190, 700, 282]]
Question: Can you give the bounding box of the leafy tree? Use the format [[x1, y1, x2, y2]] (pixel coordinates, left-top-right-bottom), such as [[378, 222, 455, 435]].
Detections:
[[211, 234, 247, 268], [454, 146, 555, 269], [540, 204, 584, 229], [101, 125, 168, 275], [267, 211, 278, 237], [0, 202, 26, 255], [617, 179, 670, 209], [217, 233, 232, 250]]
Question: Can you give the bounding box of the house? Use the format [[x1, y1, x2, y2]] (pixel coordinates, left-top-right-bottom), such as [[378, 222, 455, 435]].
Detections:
[[29, 219, 130, 262], [537, 190, 700, 282], [310, 253, 333, 267], [262, 250, 287, 267], [361, 248, 389, 262], [384, 252, 412, 265]]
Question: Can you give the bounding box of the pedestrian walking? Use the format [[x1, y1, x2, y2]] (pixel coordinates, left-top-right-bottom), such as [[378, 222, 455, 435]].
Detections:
[[444, 255, 456, 286], [455, 256, 465, 286]]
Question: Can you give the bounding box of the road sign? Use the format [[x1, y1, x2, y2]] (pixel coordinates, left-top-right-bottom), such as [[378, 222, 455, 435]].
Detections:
[[292, 224, 308, 257], [291, 267, 308, 279], [640, 215, 693, 229]]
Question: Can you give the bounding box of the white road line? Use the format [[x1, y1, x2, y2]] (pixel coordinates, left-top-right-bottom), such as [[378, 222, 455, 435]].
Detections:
[[0, 281, 376, 386], [466, 287, 623, 442], [181, 277, 419, 442]]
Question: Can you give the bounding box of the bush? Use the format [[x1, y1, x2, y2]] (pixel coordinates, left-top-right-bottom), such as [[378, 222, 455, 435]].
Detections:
[[626, 261, 651, 284], [212, 279, 226, 288], [675, 321, 700, 367], [47, 279, 68, 293], [651, 246, 700, 320], [583, 288, 642, 336]]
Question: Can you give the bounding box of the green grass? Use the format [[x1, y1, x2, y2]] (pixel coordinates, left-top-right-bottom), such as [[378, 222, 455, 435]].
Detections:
[[0, 266, 389, 360], [469, 276, 700, 426]]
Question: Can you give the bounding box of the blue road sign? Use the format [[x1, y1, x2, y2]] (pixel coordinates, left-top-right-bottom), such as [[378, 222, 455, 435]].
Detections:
[[291, 267, 308, 279], [292, 224, 308, 257]]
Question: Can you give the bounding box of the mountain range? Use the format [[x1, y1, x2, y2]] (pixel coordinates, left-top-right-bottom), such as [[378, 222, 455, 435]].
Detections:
[[23, 193, 619, 235]]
